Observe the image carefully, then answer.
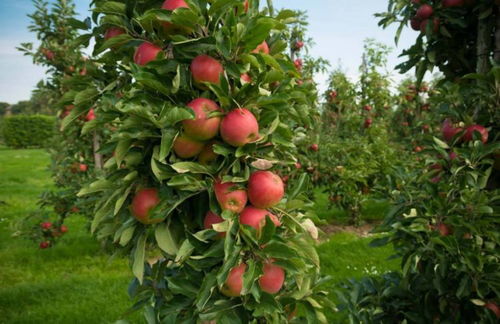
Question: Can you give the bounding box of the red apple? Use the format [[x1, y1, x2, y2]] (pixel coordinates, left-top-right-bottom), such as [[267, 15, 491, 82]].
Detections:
[[443, 0, 464, 7], [329, 90, 338, 99], [221, 263, 246, 297], [363, 105, 372, 111], [244, 0, 249, 12], [294, 59, 303, 70], [85, 108, 95, 121], [310, 144, 319, 152], [162, 0, 188, 10], [442, 119, 462, 142], [39, 241, 50, 249], [414, 146, 423, 153], [449, 151, 458, 160], [259, 260, 285, 294], [364, 118, 373, 128], [204, 211, 225, 237], [41, 48, 54, 61], [422, 124, 430, 132], [485, 302, 500, 319], [131, 188, 164, 224], [220, 108, 259, 147], [198, 141, 219, 165], [416, 4, 433, 20], [190, 55, 224, 85], [104, 27, 125, 40], [79, 164, 88, 172], [183, 98, 221, 140], [134, 42, 162, 66], [60, 225, 68, 233], [410, 17, 422, 31], [420, 17, 440, 33], [70, 206, 80, 213], [463, 125, 488, 144], [248, 171, 284, 209], [41, 222, 52, 230], [240, 73, 252, 84], [295, 41, 304, 50], [173, 135, 205, 158], [438, 223, 452, 236], [239, 206, 281, 230], [294, 162, 302, 169], [252, 41, 270, 54], [214, 180, 248, 213]]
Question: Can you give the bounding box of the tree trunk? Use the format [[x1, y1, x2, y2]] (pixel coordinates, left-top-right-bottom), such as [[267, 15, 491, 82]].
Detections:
[[93, 132, 103, 170], [476, 14, 493, 74]]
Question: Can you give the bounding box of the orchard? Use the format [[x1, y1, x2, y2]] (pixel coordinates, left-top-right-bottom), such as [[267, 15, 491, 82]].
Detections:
[[0, 0, 498, 323]]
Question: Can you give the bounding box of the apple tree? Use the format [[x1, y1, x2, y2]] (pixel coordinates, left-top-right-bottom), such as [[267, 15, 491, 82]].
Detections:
[[77, 0, 333, 322]]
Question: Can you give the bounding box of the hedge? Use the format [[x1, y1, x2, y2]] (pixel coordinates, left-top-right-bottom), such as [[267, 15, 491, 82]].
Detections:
[[2, 115, 56, 148]]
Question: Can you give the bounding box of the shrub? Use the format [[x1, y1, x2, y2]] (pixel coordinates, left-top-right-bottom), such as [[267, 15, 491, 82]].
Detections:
[[2, 114, 55, 148]]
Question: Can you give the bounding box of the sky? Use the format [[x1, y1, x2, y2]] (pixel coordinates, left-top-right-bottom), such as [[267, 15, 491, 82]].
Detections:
[[0, 0, 417, 104]]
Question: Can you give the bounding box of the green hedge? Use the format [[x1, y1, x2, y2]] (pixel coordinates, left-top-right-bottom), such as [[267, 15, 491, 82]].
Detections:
[[2, 115, 56, 148]]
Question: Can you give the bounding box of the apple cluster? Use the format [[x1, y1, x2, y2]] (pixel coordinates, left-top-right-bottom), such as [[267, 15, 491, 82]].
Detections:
[[38, 222, 69, 249]]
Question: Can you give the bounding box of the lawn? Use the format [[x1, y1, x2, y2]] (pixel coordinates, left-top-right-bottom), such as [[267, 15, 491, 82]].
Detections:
[[0, 147, 399, 323]]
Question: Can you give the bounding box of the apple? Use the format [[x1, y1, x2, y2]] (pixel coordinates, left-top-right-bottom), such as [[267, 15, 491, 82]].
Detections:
[[252, 41, 270, 54], [329, 91, 338, 99], [294, 162, 302, 169], [449, 151, 458, 160], [296, 79, 303, 86], [183, 98, 221, 140], [438, 223, 452, 236], [79, 164, 88, 172], [310, 144, 319, 152], [162, 0, 188, 10], [294, 59, 303, 70], [104, 27, 125, 40], [295, 41, 304, 50], [79, 67, 87, 76], [134, 42, 162, 66], [443, 0, 464, 7], [442, 119, 462, 142], [363, 105, 372, 111], [41, 222, 52, 230], [131, 188, 164, 224], [414, 146, 423, 153], [422, 124, 430, 132], [190, 55, 224, 85], [239, 206, 281, 230], [420, 17, 440, 33], [221, 263, 246, 297], [248, 171, 284, 208], [402, 122, 409, 127], [86, 108, 95, 121], [259, 260, 285, 294], [364, 118, 373, 128], [416, 4, 433, 20], [173, 135, 205, 159], [244, 0, 249, 12], [70, 206, 79, 213], [421, 104, 430, 111], [463, 125, 488, 144], [60, 225, 68, 233], [198, 141, 219, 165], [240, 73, 252, 84], [410, 17, 422, 31], [204, 211, 225, 237], [485, 302, 500, 319], [39, 241, 50, 249], [214, 180, 248, 213], [41, 48, 54, 61], [220, 108, 259, 147]]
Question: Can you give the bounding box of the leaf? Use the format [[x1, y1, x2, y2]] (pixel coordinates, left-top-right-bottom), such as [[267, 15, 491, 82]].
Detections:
[[132, 233, 147, 284], [95, 34, 133, 54], [195, 269, 218, 311], [433, 137, 449, 150], [171, 162, 212, 174], [159, 129, 176, 161], [119, 226, 136, 246], [94, 1, 126, 15], [114, 185, 132, 216], [155, 222, 179, 255]]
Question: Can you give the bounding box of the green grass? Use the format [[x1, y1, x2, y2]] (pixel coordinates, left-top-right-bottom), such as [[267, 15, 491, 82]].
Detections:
[[0, 147, 399, 323]]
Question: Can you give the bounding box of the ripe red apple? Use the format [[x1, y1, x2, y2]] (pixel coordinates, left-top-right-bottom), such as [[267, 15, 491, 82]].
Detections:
[[294, 162, 302, 169], [131, 188, 164, 224], [422, 124, 430, 132], [248, 171, 284, 208], [198, 141, 219, 165], [438, 223, 452, 236], [310, 144, 319, 152], [296, 79, 303, 86], [173, 135, 205, 158], [60, 225, 68, 233], [364, 118, 373, 128], [414, 146, 423, 153], [420, 17, 440, 33], [239, 206, 281, 230], [449, 151, 458, 160], [329, 90, 338, 99], [190, 55, 224, 85], [410, 17, 422, 31], [416, 4, 433, 20], [463, 125, 488, 144], [442, 119, 462, 142], [134, 42, 162, 66], [86, 108, 95, 121], [295, 41, 304, 50], [363, 105, 372, 111], [259, 260, 285, 294], [41, 222, 52, 230], [162, 0, 188, 10], [204, 211, 225, 237], [183, 98, 221, 140], [485, 302, 500, 319], [214, 180, 248, 213], [220, 108, 259, 147], [294, 59, 303, 70], [240, 73, 252, 84], [41, 48, 54, 61], [221, 263, 246, 297], [443, 0, 464, 7], [104, 27, 125, 40], [79, 164, 88, 172], [40, 241, 50, 249], [252, 41, 270, 54]]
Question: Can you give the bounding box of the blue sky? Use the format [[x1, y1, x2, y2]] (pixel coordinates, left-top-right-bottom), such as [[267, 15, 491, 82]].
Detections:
[[0, 0, 416, 104]]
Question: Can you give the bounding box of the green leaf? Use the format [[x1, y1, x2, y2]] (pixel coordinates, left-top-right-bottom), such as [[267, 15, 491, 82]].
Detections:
[[132, 233, 147, 284], [94, 1, 126, 15], [159, 129, 176, 161], [155, 222, 179, 255], [119, 226, 136, 246], [195, 269, 218, 311], [171, 162, 212, 174], [114, 185, 132, 215]]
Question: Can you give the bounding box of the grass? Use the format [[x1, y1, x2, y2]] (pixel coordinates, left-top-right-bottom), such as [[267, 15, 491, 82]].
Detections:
[[0, 147, 399, 323]]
